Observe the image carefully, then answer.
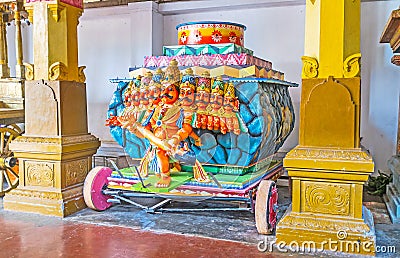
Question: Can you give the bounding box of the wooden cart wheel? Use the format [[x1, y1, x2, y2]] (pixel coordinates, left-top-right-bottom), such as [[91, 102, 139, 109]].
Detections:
[[83, 166, 113, 211], [255, 180, 278, 235], [0, 127, 21, 196], [7, 124, 23, 135]]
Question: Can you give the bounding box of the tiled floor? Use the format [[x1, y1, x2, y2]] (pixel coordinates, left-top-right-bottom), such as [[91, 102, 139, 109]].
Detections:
[[0, 186, 398, 258]]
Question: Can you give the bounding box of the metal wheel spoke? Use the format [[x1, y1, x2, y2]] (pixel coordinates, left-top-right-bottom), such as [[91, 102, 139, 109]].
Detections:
[[5, 134, 14, 152], [7, 124, 23, 135]]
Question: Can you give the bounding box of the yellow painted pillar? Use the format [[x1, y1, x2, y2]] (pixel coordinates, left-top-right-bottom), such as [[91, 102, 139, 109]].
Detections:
[[4, 0, 100, 217], [276, 0, 375, 255], [0, 7, 10, 78], [14, 1, 24, 79]]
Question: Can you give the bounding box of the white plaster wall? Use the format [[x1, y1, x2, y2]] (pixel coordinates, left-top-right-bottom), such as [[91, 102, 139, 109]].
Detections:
[[73, 0, 400, 172], [360, 1, 400, 173], [78, 7, 132, 141], [5, 20, 33, 77]]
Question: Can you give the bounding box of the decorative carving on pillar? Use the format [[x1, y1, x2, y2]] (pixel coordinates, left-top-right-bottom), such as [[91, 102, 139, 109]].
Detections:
[[278, 213, 372, 233], [49, 62, 68, 81], [301, 56, 319, 78], [24, 62, 34, 80], [26, 161, 54, 187], [78, 66, 86, 83], [4, 0, 100, 218], [65, 159, 88, 186], [343, 53, 361, 78], [278, 1, 375, 254], [7, 188, 62, 200], [285, 146, 372, 161], [304, 183, 350, 215], [26, 9, 33, 23]]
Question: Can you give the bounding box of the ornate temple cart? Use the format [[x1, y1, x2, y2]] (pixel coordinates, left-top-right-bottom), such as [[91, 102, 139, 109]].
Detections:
[[0, 0, 27, 196], [83, 21, 297, 234]]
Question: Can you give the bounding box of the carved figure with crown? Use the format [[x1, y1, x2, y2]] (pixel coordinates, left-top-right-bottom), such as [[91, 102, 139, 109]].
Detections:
[[119, 60, 209, 187]]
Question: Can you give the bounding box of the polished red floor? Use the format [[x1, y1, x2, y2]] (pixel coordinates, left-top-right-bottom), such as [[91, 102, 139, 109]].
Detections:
[[0, 214, 278, 258]]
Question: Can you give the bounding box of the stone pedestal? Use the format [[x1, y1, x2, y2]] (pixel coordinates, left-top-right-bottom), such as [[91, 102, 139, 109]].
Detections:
[[384, 156, 400, 223], [4, 135, 99, 216], [277, 146, 375, 255], [275, 0, 376, 255], [4, 80, 100, 217]]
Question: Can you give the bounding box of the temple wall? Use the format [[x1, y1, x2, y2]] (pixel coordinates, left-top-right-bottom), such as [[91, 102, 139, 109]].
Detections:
[[14, 0, 399, 172]]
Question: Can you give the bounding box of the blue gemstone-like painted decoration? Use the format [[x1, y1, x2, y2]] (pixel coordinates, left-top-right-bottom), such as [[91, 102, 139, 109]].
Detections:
[[239, 104, 253, 124], [156, 120, 162, 127], [213, 145, 227, 164]]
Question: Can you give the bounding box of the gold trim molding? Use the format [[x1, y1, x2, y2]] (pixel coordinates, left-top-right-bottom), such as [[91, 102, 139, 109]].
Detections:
[[343, 53, 361, 78], [278, 208, 371, 234], [49, 61, 68, 81], [78, 66, 86, 83], [285, 147, 372, 161], [301, 56, 319, 78], [24, 62, 34, 80]]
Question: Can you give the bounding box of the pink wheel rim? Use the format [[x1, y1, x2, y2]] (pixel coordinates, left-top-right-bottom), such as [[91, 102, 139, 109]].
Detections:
[[84, 167, 112, 211], [268, 185, 278, 230]]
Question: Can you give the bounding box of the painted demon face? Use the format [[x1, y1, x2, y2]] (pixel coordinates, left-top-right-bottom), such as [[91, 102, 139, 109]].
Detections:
[[161, 83, 180, 105], [139, 89, 149, 106], [224, 96, 239, 111], [195, 91, 210, 108], [179, 87, 195, 106], [149, 87, 161, 106], [131, 91, 140, 107], [210, 94, 223, 108]]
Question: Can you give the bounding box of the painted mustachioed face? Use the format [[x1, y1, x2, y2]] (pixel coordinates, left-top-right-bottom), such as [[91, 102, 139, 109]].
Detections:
[[161, 83, 180, 105], [210, 94, 223, 108], [131, 91, 140, 107], [195, 91, 210, 108], [148, 87, 161, 106], [179, 87, 195, 106]]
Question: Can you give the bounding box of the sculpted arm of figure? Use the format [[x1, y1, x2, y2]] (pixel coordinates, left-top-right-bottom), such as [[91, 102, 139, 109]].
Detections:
[[125, 115, 154, 139], [189, 131, 202, 146], [168, 123, 194, 148]]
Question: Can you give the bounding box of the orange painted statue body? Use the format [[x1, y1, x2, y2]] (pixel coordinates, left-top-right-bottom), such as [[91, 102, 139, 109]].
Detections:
[[142, 83, 197, 187]]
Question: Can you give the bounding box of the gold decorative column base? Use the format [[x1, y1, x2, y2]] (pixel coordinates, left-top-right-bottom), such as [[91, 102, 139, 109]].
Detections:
[[276, 146, 376, 255], [4, 135, 100, 217]]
